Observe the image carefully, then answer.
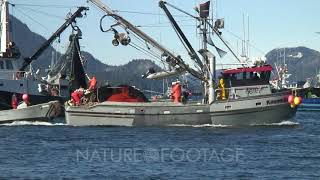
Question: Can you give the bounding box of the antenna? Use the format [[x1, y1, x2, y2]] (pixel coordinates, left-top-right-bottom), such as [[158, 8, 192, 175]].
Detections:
[[283, 47, 286, 65], [237, 40, 239, 56], [211, 0, 214, 26], [247, 14, 250, 58], [242, 13, 246, 57], [215, 0, 218, 18]]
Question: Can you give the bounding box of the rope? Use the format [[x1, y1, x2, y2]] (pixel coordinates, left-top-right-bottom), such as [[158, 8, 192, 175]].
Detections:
[[15, 6, 65, 20], [166, 16, 201, 71], [12, 3, 77, 9], [129, 42, 161, 61], [13, 6, 49, 31], [136, 18, 195, 28], [113, 10, 189, 18], [128, 33, 165, 63], [129, 39, 179, 75], [224, 28, 266, 56]]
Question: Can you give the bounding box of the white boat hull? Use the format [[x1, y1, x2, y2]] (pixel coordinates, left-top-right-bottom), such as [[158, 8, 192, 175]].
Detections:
[[0, 101, 61, 123], [65, 91, 297, 127], [66, 102, 210, 126]]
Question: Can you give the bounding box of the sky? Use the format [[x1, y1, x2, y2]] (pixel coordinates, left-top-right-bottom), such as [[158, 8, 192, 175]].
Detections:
[[7, 0, 320, 67]]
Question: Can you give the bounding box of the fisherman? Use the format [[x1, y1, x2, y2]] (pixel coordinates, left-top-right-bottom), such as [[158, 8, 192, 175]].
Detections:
[[253, 73, 260, 80], [87, 76, 97, 92], [171, 80, 182, 103], [181, 84, 191, 104], [82, 76, 98, 103], [218, 78, 226, 100], [307, 88, 313, 98], [11, 94, 18, 109], [50, 85, 59, 96], [71, 87, 85, 106], [6, 42, 14, 57], [17, 94, 31, 109]]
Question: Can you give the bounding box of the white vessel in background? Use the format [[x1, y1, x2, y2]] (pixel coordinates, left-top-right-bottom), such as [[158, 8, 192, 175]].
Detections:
[[0, 0, 88, 110]]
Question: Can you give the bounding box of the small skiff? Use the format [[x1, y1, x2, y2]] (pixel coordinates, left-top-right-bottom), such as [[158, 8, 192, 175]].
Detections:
[[0, 101, 61, 124]]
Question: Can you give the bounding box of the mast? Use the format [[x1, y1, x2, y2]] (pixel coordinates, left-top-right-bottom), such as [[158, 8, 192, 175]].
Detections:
[[88, 0, 205, 82], [160, 1, 217, 103], [247, 15, 250, 58], [0, 0, 9, 54], [197, 1, 215, 104], [0, 0, 19, 58], [159, 1, 217, 103]]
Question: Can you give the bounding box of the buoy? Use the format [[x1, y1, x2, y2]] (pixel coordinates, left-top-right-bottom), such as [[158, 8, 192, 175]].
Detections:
[[22, 94, 29, 102], [288, 95, 294, 104], [294, 96, 301, 105]]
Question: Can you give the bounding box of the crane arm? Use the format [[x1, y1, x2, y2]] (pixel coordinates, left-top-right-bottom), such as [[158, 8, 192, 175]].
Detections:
[[19, 6, 89, 72], [159, 1, 204, 70]]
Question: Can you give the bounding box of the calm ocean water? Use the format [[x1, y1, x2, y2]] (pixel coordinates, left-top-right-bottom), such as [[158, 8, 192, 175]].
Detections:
[[0, 111, 319, 179]]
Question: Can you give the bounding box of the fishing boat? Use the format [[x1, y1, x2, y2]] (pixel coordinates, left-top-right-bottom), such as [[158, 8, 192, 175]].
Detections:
[[0, 101, 61, 124], [65, 0, 298, 126], [299, 98, 320, 111], [0, 0, 88, 110], [299, 87, 320, 111], [269, 49, 320, 111], [297, 69, 320, 110]]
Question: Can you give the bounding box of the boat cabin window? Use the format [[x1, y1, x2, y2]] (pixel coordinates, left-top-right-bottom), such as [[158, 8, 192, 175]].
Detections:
[[0, 61, 3, 69], [5, 60, 13, 70], [223, 71, 271, 87]]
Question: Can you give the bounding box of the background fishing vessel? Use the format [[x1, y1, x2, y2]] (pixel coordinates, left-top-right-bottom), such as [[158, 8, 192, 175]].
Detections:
[[0, 0, 88, 110], [270, 48, 320, 111]]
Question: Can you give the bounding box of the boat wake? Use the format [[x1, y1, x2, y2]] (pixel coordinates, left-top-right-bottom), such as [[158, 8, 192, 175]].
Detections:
[[1, 121, 299, 127], [0, 121, 65, 126], [169, 121, 299, 128], [169, 124, 231, 128], [252, 121, 299, 127]]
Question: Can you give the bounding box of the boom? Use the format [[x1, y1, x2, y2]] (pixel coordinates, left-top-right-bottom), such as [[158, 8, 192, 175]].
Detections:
[[159, 1, 204, 70], [88, 0, 206, 81], [19, 6, 89, 72]]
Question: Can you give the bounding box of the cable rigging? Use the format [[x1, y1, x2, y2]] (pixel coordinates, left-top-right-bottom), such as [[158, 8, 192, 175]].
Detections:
[[223, 28, 266, 56], [12, 5, 49, 31], [136, 18, 196, 28], [99, 13, 174, 71], [113, 9, 190, 18], [10, 3, 78, 9], [14, 6, 66, 20]]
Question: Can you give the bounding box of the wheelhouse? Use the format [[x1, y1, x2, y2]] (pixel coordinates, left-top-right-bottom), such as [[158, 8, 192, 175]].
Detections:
[[221, 65, 272, 87]]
